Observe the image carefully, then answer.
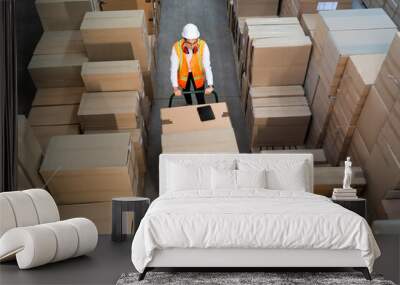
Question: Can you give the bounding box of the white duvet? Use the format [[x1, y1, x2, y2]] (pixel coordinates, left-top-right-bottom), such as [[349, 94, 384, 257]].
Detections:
[[131, 190, 380, 273]]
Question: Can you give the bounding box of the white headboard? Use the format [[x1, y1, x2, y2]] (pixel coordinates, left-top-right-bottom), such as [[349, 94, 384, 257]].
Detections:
[[159, 153, 314, 196]]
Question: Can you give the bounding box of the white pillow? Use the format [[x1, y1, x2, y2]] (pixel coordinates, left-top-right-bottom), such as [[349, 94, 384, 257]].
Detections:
[[167, 163, 210, 191], [167, 159, 236, 192], [237, 159, 309, 191], [236, 169, 267, 189], [211, 168, 236, 190]]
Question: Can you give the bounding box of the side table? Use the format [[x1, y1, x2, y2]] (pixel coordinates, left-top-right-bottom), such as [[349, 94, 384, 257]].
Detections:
[[331, 197, 367, 219], [112, 197, 150, 242]]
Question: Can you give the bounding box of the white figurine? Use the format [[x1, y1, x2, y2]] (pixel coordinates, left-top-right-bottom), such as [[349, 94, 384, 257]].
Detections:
[[343, 157, 352, 189]]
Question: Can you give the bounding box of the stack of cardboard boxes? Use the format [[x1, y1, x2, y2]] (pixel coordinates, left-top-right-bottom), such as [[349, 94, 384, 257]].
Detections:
[[347, 32, 400, 219], [279, 0, 351, 19], [323, 54, 385, 165], [161, 103, 239, 153], [79, 60, 148, 179], [246, 86, 311, 148], [40, 133, 138, 233], [20, 3, 156, 233], [304, 9, 397, 148], [236, 18, 312, 148], [28, 31, 87, 151]]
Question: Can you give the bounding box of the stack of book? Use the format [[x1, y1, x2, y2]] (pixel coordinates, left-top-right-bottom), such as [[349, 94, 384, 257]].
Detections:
[[332, 188, 358, 200]]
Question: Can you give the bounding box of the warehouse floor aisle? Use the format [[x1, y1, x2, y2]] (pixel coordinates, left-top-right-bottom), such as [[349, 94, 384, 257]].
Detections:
[[145, 0, 249, 199]]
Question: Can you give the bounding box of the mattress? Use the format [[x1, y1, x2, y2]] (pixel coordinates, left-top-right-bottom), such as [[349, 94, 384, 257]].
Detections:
[[131, 190, 380, 273]]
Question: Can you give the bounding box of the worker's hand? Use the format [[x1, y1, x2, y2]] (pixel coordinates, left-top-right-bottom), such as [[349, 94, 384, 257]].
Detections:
[[205, 86, 214, 95], [173, 87, 182, 96]]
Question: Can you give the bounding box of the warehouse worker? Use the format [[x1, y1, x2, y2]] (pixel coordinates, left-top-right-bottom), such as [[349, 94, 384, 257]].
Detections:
[[170, 23, 214, 105]]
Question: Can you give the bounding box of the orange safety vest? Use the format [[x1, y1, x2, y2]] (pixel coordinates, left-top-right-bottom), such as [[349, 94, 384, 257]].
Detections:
[[174, 39, 206, 89]]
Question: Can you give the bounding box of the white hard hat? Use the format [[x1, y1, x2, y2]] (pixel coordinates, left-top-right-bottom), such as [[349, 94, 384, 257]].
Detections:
[[181, 23, 200, 40]]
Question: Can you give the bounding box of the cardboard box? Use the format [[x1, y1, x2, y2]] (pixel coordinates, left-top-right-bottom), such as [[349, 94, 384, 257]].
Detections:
[[78, 91, 142, 131], [280, 0, 352, 18], [81, 60, 143, 92], [85, 128, 147, 174], [33, 31, 85, 55], [40, 133, 138, 204], [32, 125, 81, 151], [314, 9, 396, 52], [58, 202, 133, 234], [29, 105, 79, 126], [249, 36, 311, 86], [17, 116, 44, 188], [357, 86, 389, 153], [319, 29, 396, 93], [244, 85, 304, 113], [32, 87, 85, 106], [161, 103, 232, 135], [36, 0, 98, 31], [28, 53, 87, 88], [137, 0, 154, 34], [313, 166, 366, 196], [375, 32, 400, 110], [300, 13, 319, 40], [234, 0, 279, 17], [80, 10, 150, 71], [162, 128, 239, 154], [247, 95, 311, 146], [100, 0, 137, 10]]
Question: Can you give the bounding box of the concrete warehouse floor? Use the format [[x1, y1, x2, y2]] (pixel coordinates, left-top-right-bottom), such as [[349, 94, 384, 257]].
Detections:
[[2, 0, 370, 284]]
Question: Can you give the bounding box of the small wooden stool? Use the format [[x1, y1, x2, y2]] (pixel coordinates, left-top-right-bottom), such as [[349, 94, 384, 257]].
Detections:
[[112, 197, 150, 242]]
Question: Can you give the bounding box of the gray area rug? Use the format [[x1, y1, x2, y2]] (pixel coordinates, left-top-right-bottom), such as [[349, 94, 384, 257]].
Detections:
[[116, 271, 395, 285]]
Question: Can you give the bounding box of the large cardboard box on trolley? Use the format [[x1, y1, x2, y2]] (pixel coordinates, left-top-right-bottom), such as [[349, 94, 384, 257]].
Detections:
[[161, 103, 233, 134], [78, 91, 142, 131], [80, 10, 151, 72], [160, 103, 239, 153], [36, 0, 98, 31], [39, 133, 139, 204], [162, 128, 239, 154]]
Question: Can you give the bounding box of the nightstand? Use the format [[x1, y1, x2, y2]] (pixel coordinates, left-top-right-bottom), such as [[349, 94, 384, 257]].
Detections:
[[331, 198, 367, 219], [112, 197, 150, 242]]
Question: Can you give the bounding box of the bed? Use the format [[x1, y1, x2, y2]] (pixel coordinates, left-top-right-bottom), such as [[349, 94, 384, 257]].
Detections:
[[131, 154, 380, 280]]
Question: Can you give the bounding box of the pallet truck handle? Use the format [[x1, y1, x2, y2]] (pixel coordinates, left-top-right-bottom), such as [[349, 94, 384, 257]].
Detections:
[[168, 90, 219, 107]]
